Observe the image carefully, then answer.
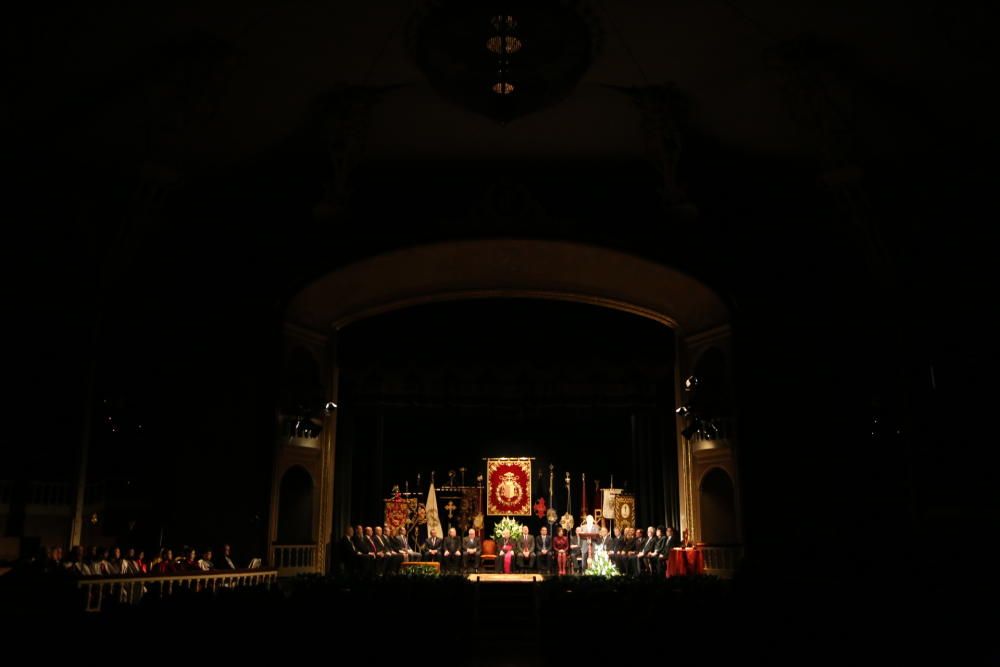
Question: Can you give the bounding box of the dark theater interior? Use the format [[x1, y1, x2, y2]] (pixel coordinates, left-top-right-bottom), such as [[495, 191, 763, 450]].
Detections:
[[3, 1, 996, 661]]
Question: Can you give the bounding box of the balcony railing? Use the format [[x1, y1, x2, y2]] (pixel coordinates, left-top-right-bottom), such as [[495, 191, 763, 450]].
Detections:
[[271, 544, 317, 576], [77, 569, 277, 612]]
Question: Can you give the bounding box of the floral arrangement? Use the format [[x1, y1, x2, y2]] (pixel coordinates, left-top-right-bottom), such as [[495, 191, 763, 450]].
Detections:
[[492, 516, 523, 544], [584, 548, 621, 577]]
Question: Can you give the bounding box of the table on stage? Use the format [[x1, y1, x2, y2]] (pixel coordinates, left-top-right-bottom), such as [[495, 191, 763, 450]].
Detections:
[[666, 547, 704, 577]]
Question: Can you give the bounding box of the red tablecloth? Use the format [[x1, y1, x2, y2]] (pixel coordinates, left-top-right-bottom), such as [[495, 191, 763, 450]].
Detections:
[[666, 548, 704, 577]]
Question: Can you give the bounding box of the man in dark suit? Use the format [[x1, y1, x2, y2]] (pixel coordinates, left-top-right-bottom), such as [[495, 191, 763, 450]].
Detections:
[[607, 527, 621, 570], [461, 528, 481, 573], [657, 526, 679, 576], [598, 526, 614, 557], [535, 526, 553, 574], [651, 526, 668, 576], [337, 527, 358, 575], [631, 528, 645, 575], [393, 527, 417, 566], [442, 527, 462, 574], [635, 526, 656, 576], [516, 525, 536, 572], [220, 543, 238, 570], [423, 527, 443, 564], [352, 525, 364, 548], [374, 526, 393, 575], [358, 526, 378, 577]]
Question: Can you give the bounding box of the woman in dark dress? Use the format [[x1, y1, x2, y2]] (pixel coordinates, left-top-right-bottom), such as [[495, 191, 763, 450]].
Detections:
[[553, 527, 570, 575]]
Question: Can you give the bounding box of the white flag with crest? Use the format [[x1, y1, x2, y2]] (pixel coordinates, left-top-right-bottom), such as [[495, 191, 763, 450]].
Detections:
[[426, 482, 444, 541]]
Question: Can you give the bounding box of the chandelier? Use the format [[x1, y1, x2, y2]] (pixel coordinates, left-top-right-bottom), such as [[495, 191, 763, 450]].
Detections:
[[407, 0, 599, 123], [488, 15, 520, 96]]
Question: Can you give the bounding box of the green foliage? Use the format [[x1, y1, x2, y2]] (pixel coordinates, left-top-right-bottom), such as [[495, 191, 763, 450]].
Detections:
[[492, 516, 523, 544], [584, 548, 621, 577]]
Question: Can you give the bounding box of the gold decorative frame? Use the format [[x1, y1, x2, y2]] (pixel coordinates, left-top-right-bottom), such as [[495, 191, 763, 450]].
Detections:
[[486, 458, 532, 516], [613, 494, 636, 530]]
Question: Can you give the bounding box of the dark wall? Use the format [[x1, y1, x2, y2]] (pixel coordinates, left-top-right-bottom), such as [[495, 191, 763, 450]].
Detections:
[[6, 127, 992, 576], [333, 299, 678, 534]]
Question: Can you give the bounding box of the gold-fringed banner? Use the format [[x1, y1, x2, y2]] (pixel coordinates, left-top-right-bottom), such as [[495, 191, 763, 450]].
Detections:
[[384, 495, 417, 533], [486, 458, 532, 516], [614, 494, 636, 530]]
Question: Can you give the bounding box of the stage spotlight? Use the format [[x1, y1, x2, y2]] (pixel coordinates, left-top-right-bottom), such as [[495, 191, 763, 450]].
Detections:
[[681, 417, 702, 440], [684, 376, 700, 391]]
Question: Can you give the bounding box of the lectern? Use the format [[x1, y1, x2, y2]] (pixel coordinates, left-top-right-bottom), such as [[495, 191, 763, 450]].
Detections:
[[578, 531, 600, 570]]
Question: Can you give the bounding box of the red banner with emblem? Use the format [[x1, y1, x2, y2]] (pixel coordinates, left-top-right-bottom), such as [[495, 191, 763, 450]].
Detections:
[[384, 495, 417, 533], [486, 458, 531, 516]]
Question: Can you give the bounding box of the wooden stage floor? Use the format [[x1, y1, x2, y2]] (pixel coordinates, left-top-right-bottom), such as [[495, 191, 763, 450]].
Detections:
[[465, 573, 549, 583]]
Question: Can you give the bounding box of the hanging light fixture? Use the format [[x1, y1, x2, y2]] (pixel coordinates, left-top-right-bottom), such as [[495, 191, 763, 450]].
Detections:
[[488, 14, 520, 96]]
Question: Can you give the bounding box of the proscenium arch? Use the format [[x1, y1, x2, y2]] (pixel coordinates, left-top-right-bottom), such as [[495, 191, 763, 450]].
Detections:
[[286, 240, 730, 335], [279, 239, 733, 571]]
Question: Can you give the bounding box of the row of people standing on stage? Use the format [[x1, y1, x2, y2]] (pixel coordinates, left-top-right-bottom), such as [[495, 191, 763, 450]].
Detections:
[[337, 522, 682, 577]]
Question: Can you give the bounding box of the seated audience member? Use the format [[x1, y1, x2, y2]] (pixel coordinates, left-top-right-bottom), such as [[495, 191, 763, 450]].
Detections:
[[64, 546, 83, 575], [617, 527, 635, 574], [94, 547, 112, 576], [651, 526, 668, 576], [516, 525, 536, 572], [423, 528, 443, 564], [220, 543, 237, 570], [535, 526, 552, 574], [108, 546, 123, 574], [598, 526, 613, 555], [359, 527, 379, 577], [495, 530, 515, 573], [607, 527, 621, 567], [155, 549, 176, 574], [394, 526, 418, 564], [119, 548, 135, 575], [373, 526, 390, 576], [659, 526, 679, 576], [46, 546, 64, 574], [198, 549, 214, 571], [442, 527, 462, 574], [553, 527, 570, 575], [338, 527, 357, 575], [635, 527, 656, 576], [182, 548, 199, 571], [461, 529, 481, 574], [570, 529, 581, 573]]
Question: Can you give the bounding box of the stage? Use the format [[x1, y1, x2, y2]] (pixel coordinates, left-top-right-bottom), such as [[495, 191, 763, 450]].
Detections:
[[465, 573, 548, 583]]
